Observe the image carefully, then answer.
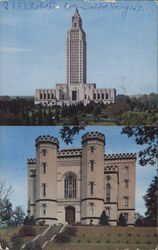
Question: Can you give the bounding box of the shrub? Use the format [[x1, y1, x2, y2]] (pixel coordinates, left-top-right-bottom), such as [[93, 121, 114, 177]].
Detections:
[[11, 235, 21, 250], [126, 240, 129, 244], [96, 239, 101, 243], [137, 234, 140, 237], [117, 213, 127, 226], [55, 232, 70, 243], [117, 240, 120, 243], [24, 215, 36, 225], [106, 240, 110, 243], [136, 241, 140, 244], [77, 239, 81, 243], [146, 241, 151, 244], [128, 233, 132, 237], [99, 210, 109, 225], [65, 226, 77, 236], [38, 220, 45, 226], [118, 233, 122, 237], [74, 222, 81, 226], [19, 225, 36, 237], [87, 240, 91, 243], [82, 234, 85, 237], [24, 241, 42, 250]]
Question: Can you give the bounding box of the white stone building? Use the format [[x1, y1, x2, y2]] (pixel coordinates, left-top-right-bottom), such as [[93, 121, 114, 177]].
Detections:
[[35, 9, 116, 106], [27, 132, 136, 226]]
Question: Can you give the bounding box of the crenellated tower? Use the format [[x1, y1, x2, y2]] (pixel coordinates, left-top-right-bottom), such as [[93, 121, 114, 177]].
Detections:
[[81, 132, 105, 224], [35, 135, 59, 225]]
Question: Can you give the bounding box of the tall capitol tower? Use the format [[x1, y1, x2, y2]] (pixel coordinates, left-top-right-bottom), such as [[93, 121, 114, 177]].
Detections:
[[66, 8, 87, 85], [35, 9, 116, 106]]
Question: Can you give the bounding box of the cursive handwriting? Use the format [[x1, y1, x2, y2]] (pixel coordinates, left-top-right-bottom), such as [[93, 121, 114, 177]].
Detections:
[[1, 0, 151, 20]]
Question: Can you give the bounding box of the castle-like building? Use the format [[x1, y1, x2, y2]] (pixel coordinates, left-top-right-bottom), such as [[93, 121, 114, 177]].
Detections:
[[27, 132, 136, 226], [35, 9, 116, 106]]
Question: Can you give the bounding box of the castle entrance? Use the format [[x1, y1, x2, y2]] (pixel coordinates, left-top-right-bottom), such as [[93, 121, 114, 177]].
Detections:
[[65, 206, 75, 224], [72, 91, 77, 101]]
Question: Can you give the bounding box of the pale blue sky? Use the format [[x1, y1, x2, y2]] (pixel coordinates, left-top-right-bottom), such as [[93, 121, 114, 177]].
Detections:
[[0, 126, 156, 216], [0, 0, 157, 96]]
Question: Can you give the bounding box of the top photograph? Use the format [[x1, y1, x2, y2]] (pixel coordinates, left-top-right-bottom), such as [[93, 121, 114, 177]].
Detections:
[[0, 0, 157, 125]]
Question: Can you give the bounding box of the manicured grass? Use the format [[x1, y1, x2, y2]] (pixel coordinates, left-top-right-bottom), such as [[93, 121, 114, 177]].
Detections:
[[0, 225, 47, 248], [45, 226, 157, 250]]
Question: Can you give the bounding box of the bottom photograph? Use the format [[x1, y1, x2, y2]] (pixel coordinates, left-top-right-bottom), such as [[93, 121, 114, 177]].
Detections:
[[0, 126, 157, 250]]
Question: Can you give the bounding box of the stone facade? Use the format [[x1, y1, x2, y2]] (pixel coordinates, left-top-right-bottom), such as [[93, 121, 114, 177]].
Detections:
[[35, 9, 116, 106], [27, 132, 136, 226]]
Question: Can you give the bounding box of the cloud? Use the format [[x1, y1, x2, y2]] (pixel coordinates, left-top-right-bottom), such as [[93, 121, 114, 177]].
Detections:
[[0, 47, 31, 53], [104, 0, 117, 2]]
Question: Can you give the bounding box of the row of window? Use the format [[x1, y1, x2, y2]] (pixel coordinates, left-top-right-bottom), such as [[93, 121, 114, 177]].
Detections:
[[93, 93, 109, 100], [41, 203, 128, 222], [40, 93, 55, 100]]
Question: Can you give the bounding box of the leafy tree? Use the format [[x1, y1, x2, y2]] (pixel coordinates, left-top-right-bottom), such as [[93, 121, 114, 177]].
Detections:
[[92, 106, 101, 121], [24, 215, 36, 225], [99, 210, 109, 225], [1, 198, 13, 225], [143, 176, 157, 227], [12, 206, 25, 226], [117, 213, 127, 226], [121, 126, 158, 166], [60, 126, 85, 144], [71, 114, 79, 125]]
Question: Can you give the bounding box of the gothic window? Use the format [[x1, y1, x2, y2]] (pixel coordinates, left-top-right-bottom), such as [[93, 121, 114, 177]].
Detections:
[[42, 149, 46, 156], [106, 183, 110, 203], [125, 180, 129, 188], [102, 93, 104, 99], [98, 93, 100, 99], [48, 93, 50, 99], [90, 202, 94, 215], [93, 93, 96, 99], [64, 174, 76, 199], [125, 166, 129, 173], [42, 204, 46, 215], [90, 160, 94, 172], [106, 93, 108, 99], [124, 196, 129, 206], [42, 163, 46, 174], [40, 93, 42, 99], [42, 183, 46, 197], [90, 146, 94, 153], [90, 182, 94, 195]]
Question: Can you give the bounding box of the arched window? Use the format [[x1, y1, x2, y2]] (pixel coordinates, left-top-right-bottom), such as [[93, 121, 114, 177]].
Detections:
[[106, 183, 110, 203], [64, 174, 76, 199]]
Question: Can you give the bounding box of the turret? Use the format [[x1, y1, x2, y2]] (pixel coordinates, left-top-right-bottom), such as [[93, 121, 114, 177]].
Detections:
[[35, 135, 59, 225], [81, 132, 105, 224]]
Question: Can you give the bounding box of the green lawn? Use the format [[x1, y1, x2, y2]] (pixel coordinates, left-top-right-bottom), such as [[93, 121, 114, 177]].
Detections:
[[0, 225, 47, 248], [45, 226, 157, 250]]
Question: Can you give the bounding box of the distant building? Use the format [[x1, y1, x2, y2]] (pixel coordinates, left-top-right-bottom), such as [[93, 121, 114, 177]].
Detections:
[[27, 132, 136, 226], [35, 9, 116, 106]]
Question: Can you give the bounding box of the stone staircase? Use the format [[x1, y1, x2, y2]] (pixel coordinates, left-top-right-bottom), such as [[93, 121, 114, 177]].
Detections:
[[21, 224, 64, 250]]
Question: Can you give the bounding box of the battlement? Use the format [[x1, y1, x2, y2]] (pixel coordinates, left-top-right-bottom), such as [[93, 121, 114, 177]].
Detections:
[[104, 153, 136, 160], [27, 158, 36, 164], [82, 131, 105, 144], [35, 135, 59, 147], [104, 165, 118, 172], [58, 148, 82, 157]]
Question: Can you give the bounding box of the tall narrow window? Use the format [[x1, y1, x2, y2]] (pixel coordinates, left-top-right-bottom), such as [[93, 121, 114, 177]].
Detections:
[[42, 204, 46, 215], [90, 160, 94, 172], [42, 163, 46, 174], [106, 93, 108, 99], [124, 196, 129, 206], [42, 183, 46, 197], [125, 166, 129, 173], [106, 183, 110, 203], [90, 146, 94, 153], [90, 202, 94, 215], [125, 180, 129, 188], [64, 174, 76, 199], [90, 182, 94, 196], [42, 149, 46, 156]]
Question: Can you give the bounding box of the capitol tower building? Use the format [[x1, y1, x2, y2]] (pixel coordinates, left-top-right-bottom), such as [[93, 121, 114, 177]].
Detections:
[[35, 9, 116, 106]]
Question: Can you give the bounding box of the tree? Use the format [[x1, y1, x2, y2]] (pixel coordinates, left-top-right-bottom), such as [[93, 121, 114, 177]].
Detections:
[[117, 213, 127, 226], [99, 210, 109, 225], [12, 206, 25, 226], [0, 181, 13, 225], [60, 126, 85, 145], [71, 114, 79, 125], [92, 106, 101, 121], [143, 176, 157, 227], [121, 126, 158, 166]]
